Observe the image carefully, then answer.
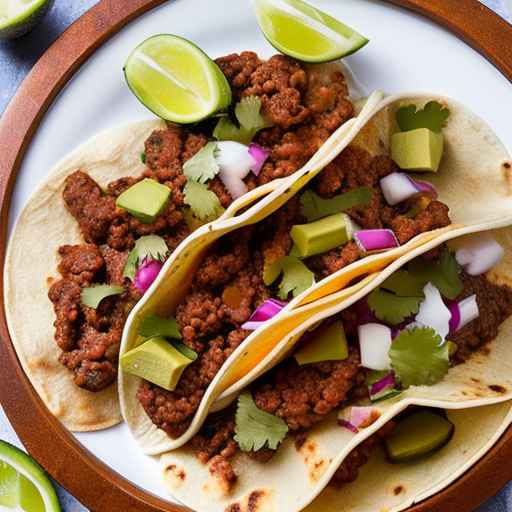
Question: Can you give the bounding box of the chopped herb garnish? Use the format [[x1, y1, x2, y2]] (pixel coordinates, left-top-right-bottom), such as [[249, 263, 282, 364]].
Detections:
[[277, 256, 315, 299], [389, 327, 450, 388], [123, 235, 169, 280], [171, 341, 198, 361], [183, 180, 224, 221], [214, 96, 271, 144], [139, 314, 181, 340], [381, 270, 426, 298], [408, 249, 462, 300], [81, 284, 124, 309], [396, 101, 450, 133], [301, 187, 373, 222], [140, 152, 146, 164], [182, 142, 220, 184], [367, 288, 422, 325], [234, 391, 288, 452]]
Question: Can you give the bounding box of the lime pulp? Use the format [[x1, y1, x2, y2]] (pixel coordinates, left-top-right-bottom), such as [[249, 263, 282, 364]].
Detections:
[[252, 0, 369, 63], [0, 0, 54, 40], [124, 34, 232, 124], [0, 441, 60, 512]]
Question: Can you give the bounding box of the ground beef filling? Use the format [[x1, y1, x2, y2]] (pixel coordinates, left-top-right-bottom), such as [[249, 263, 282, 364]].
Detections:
[[48, 52, 356, 392]]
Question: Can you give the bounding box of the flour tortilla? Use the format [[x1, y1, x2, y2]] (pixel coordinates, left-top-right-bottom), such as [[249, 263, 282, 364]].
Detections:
[[158, 225, 512, 512], [120, 92, 512, 454]]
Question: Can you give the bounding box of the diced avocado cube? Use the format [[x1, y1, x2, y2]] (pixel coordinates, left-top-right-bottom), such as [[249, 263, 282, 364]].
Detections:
[[120, 336, 192, 391], [391, 128, 444, 172], [116, 178, 171, 223], [290, 213, 355, 258], [294, 320, 348, 365], [385, 410, 454, 463]]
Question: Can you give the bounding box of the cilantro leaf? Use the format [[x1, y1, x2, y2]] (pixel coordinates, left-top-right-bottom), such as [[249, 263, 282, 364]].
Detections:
[[396, 101, 450, 133], [381, 270, 426, 297], [171, 341, 198, 361], [234, 391, 288, 452], [123, 235, 169, 280], [182, 142, 220, 184], [183, 180, 224, 221], [139, 314, 181, 340], [300, 187, 373, 222], [408, 249, 462, 300], [214, 96, 271, 144], [367, 288, 422, 325], [277, 256, 315, 299], [81, 284, 124, 309], [140, 152, 146, 164], [390, 327, 450, 388]]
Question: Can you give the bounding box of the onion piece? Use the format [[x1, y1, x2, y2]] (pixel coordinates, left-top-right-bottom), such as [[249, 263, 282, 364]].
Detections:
[[358, 323, 392, 370], [455, 233, 504, 276], [134, 259, 163, 293], [380, 172, 438, 206], [350, 406, 381, 428], [414, 283, 451, 340], [241, 298, 287, 330], [448, 294, 479, 332], [248, 143, 270, 176], [337, 418, 359, 434], [354, 229, 400, 254], [216, 141, 255, 199], [369, 372, 396, 398]]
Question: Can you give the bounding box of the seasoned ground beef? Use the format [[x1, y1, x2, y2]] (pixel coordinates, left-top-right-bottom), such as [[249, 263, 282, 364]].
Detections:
[[451, 272, 512, 363]]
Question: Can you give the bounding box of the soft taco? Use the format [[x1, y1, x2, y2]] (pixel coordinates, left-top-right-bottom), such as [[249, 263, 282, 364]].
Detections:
[[157, 225, 512, 512], [4, 52, 371, 431], [119, 92, 512, 451]]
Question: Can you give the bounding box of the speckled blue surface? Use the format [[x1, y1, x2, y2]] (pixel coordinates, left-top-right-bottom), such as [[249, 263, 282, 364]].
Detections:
[[0, 1, 510, 510]]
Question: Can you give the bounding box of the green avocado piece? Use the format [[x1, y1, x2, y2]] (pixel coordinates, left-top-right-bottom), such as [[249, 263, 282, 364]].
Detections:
[[385, 410, 454, 463], [290, 213, 355, 258], [120, 337, 192, 391], [294, 320, 348, 365], [391, 128, 444, 172], [116, 178, 171, 223]]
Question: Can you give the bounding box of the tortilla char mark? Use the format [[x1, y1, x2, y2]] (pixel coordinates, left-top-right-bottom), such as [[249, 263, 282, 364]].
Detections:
[[225, 489, 270, 512]]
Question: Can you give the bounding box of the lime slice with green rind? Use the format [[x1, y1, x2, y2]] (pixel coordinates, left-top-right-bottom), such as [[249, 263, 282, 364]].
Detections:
[[0, 440, 60, 511], [124, 34, 232, 124], [0, 0, 54, 40], [253, 0, 369, 63]]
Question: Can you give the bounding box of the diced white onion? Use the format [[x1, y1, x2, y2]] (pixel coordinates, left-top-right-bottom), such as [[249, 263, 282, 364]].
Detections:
[[458, 294, 479, 330], [380, 173, 418, 206], [414, 283, 451, 340], [455, 233, 504, 276], [216, 141, 256, 199], [358, 323, 392, 370]]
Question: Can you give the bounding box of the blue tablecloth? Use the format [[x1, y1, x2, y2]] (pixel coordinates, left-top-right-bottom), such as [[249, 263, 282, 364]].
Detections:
[[0, 1, 510, 510]]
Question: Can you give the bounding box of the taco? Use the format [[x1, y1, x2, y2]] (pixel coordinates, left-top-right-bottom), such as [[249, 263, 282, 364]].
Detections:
[[4, 52, 369, 431], [119, 92, 511, 451], [156, 226, 512, 512]]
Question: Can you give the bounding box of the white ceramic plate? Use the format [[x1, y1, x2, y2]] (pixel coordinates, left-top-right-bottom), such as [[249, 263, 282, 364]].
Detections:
[[7, 0, 512, 506]]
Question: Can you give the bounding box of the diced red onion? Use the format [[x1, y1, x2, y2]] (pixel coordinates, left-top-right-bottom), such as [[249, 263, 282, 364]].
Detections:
[[380, 172, 438, 206], [414, 283, 451, 340], [354, 298, 379, 325], [370, 372, 396, 398], [350, 406, 381, 428], [354, 229, 400, 254], [216, 141, 254, 199], [358, 323, 392, 370], [134, 259, 163, 293], [241, 298, 287, 330], [337, 418, 359, 434], [455, 233, 504, 276], [248, 143, 270, 176], [448, 294, 479, 332]]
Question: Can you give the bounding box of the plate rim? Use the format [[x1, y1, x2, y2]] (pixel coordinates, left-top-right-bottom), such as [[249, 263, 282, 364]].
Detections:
[[1, 0, 512, 510]]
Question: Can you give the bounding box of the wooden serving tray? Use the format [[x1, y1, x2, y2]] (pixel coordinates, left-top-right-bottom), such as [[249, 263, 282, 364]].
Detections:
[[1, 1, 511, 510]]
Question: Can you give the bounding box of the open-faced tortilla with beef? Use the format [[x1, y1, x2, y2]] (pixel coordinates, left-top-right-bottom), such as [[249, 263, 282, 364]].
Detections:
[[4, 54, 370, 431], [156, 225, 512, 512], [119, 92, 512, 452]]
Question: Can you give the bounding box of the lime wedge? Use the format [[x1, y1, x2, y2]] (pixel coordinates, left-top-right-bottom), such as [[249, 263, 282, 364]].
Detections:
[[253, 0, 369, 62], [124, 35, 232, 124], [0, 0, 53, 40], [0, 441, 60, 511]]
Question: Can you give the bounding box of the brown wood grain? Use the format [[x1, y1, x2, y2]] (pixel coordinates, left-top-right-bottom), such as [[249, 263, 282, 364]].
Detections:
[[0, 0, 511, 511]]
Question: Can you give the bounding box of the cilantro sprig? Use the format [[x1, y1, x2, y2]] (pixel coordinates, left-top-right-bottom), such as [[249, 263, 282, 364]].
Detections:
[[123, 235, 169, 280], [183, 180, 224, 221], [276, 256, 315, 300], [139, 314, 181, 340], [81, 284, 124, 309], [389, 327, 450, 388], [182, 142, 220, 184], [367, 288, 422, 325], [234, 391, 288, 452], [396, 101, 450, 133]]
